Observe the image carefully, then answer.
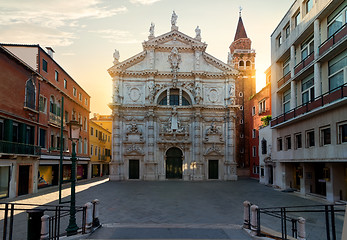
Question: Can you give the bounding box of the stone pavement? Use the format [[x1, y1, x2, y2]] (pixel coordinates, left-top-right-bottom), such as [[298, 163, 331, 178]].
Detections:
[[1, 178, 345, 239]]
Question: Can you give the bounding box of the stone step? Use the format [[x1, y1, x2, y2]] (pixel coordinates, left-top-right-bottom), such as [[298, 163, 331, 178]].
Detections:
[[84, 223, 253, 240]]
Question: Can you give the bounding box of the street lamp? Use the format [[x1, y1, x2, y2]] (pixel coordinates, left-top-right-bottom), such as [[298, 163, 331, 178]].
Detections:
[[66, 120, 81, 236]]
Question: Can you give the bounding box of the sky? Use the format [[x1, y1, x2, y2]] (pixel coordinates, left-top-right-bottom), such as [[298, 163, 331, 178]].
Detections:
[[0, 0, 294, 116]]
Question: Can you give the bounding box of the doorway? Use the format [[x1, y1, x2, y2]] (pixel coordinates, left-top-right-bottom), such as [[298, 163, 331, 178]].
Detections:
[[166, 148, 183, 179], [129, 160, 140, 179], [208, 160, 219, 179], [18, 165, 30, 196]]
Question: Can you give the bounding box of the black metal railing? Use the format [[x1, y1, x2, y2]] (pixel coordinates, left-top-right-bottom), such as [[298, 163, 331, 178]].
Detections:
[[0, 140, 41, 156], [0, 202, 86, 240], [319, 23, 347, 56], [255, 203, 345, 240], [271, 82, 347, 127]]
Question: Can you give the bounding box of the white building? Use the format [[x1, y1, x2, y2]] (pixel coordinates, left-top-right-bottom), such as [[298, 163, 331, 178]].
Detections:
[[108, 13, 239, 181], [270, 0, 347, 202]]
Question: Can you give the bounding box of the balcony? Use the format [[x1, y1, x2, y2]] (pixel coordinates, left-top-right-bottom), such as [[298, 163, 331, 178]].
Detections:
[[319, 23, 347, 56], [0, 140, 41, 156], [49, 113, 62, 126], [277, 72, 291, 88], [99, 155, 111, 161], [294, 52, 314, 75], [271, 83, 347, 128]]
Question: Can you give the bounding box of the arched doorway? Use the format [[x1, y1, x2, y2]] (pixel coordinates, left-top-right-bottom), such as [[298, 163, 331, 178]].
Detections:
[[166, 147, 183, 179]]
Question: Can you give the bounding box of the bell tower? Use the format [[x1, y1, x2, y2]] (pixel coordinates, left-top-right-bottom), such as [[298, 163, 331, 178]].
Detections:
[[229, 9, 256, 173]]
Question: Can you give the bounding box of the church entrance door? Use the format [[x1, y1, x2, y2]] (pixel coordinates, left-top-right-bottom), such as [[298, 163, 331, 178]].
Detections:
[[166, 148, 183, 179], [129, 159, 140, 179], [208, 160, 219, 179]]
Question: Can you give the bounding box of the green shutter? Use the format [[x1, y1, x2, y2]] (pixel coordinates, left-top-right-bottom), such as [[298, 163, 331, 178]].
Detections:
[[19, 123, 26, 143], [4, 119, 13, 141]]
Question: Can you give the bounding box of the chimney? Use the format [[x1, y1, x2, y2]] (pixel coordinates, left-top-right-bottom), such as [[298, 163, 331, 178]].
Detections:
[[46, 47, 55, 58]]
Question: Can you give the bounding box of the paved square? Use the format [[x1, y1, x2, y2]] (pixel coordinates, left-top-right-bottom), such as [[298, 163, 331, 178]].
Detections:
[[1, 178, 345, 239]]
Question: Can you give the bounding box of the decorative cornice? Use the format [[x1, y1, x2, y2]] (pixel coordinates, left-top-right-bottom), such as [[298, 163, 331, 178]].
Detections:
[[142, 30, 207, 51]]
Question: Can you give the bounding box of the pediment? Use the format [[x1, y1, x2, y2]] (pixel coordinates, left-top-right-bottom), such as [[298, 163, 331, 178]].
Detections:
[[108, 29, 239, 77], [143, 30, 207, 50]]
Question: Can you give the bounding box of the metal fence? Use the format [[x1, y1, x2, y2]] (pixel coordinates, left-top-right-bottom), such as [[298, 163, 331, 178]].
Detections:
[[0, 202, 87, 240], [244, 202, 346, 240]]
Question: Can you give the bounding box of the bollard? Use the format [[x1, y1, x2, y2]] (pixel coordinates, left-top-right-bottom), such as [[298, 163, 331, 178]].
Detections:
[[243, 201, 251, 229], [85, 202, 93, 232], [27, 209, 44, 240], [250, 205, 259, 236], [297, 217, 306, 240], [40, 215, 49, 240], [92, 199, 100, 228]]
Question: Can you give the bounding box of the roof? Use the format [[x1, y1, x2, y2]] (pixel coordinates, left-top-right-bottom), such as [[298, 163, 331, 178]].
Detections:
[[0, 43, 90, 98], [234, 16, 248, 41]]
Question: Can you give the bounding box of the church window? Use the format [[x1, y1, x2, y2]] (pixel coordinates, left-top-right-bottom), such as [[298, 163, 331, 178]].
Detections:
[[239, 61, 244, 67], [158, 89, 191, 106], [246, 61, 251, 67]]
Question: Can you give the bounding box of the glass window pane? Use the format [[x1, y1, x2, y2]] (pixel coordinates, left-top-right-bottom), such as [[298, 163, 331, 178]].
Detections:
[[328, 14, 343, 37], [329, 71, 344, 90]]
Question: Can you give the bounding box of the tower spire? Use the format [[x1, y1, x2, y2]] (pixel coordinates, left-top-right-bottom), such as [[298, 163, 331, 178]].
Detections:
[[234, 9, 248, 41]]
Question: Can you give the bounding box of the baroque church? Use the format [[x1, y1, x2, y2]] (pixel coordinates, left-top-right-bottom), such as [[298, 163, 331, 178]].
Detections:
[[108, 12, 255, 181]]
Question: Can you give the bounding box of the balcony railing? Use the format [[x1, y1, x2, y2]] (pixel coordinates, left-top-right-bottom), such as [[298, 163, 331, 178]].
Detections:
[[271, 82, 347, 127], [49, 113, 64, 126], [277, 72, 291, 88], [294, 52, 314, 75], [0, 140, 41, 156], [319, 23, 347, 56]]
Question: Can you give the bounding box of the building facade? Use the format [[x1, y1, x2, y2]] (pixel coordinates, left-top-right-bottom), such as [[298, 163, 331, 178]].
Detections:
[[89, 119, 111, 178], [0, 44, 90, 198], [270, 0, 347, 202], [228, 12, 257, 176], [108, 14, 239, 181], [249, 70, 271, 179]]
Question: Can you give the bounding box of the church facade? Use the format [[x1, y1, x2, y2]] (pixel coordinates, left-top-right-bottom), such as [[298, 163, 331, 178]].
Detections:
[[108, 13, 240, 181]]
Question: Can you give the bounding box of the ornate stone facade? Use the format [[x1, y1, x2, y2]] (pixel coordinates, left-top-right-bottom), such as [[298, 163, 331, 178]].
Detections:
[[108, 13, 239, 181]]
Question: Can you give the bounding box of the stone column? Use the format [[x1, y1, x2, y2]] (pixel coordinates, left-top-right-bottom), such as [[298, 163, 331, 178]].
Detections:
[[40, 215, 49, 240], [314, 19, 320, 59], [314, 63, 321, 97], [290, 45, 295, 77], [290, 81, 296, 110], [110, 110, 123, 181], [297, 217, 306, 240], [145, 109, 156, 180], [243, 201, 251, 229], [250, 204, 259, 236], [193, 110, 203, 180], [314, 19, 321, 98]]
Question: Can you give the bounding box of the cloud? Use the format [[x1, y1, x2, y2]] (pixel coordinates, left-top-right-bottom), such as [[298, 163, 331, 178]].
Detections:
[[0, 24, 76, 47], [129, 0, 162, 5], [0, 1, 127, 28], [90, 29, 141, 44], [0, 0, 127, 47]]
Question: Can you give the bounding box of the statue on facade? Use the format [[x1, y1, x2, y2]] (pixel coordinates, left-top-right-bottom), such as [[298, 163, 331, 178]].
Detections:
[[149, 22, 155, 38], [113, 49, 120, 64], [148, 81, 155, 103], [168, 47, 181, 70], [171, 11, 178, 26], [194, 82, 202, 104], [229, 84, 235, 97], [195, 26, 201, 40], [227, 52, 232, 65]]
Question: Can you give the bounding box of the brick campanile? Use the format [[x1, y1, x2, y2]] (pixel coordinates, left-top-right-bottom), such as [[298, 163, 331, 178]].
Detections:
[[229, 10, 256, 173]]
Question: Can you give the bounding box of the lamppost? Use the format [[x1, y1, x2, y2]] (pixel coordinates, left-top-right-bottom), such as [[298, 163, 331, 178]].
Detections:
[[66, 119, 81, 236]]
